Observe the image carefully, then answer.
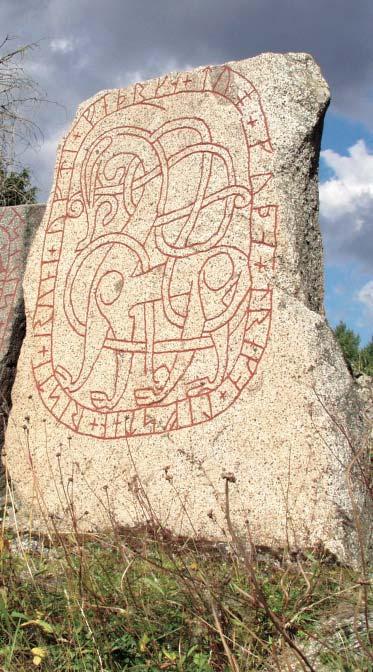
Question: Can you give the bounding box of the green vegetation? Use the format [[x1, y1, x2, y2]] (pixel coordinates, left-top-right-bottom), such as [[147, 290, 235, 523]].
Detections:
[[0, 527, 371, 671], [361, 338, 373, 377], [334, 321, 373, 376], [0, 160, 37, 206], [0, 35, 42, 206]]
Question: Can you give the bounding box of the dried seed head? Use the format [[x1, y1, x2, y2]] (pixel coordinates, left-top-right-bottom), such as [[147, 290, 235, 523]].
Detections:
[[221, 471, 236, 483]]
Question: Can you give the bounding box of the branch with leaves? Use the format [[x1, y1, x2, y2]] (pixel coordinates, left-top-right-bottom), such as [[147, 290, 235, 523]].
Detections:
[[0, 34, 45, 204], [334, 321, 373, 376]]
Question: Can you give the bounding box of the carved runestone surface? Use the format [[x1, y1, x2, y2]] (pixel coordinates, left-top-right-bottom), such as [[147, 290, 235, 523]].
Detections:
[[0, 204, 45, 512], [3, 55, 370, 563], [0, 205, 45, 440]]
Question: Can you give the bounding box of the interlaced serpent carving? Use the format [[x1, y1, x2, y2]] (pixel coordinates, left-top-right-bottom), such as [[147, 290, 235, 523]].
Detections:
[[32, 65, 278, 438]]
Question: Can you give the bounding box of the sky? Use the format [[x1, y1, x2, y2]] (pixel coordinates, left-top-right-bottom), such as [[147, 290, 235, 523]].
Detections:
[[1, 0, 372, 344]]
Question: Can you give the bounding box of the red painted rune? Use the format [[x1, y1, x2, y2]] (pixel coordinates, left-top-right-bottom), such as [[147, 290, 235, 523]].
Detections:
[[32, 65, 278, 439]]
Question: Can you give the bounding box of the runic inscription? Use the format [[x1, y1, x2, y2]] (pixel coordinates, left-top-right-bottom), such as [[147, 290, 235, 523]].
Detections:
[[32, 65, 278, 438], [0, 208, 23, 351]]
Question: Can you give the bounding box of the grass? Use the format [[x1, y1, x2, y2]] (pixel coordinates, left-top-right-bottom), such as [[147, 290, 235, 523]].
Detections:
[[0, 524, 371, 672], [1, 405, 371, 671]]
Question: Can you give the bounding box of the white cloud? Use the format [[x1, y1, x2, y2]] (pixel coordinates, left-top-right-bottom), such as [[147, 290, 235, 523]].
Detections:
[[319, 140, 373, 268], [50, 38, 75, 54], [357, 280, 373, 315], [320, 140, 373, 220]]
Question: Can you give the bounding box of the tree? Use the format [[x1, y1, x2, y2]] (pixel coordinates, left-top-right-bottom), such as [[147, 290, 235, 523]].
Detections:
[[334, 322, 373, 376], [0, 160, 36, 205], [334, 321, 360, 367], [0, 35, 42, 204], [360, 337, 373, 377]]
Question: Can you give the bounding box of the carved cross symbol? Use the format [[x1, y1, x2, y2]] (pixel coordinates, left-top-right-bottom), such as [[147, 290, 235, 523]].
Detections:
[[236, 93, 247, 106], [255, 258, 266, 272]]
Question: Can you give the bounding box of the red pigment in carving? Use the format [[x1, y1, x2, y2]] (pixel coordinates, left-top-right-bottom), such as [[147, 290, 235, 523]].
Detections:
[[32, 66, 278, 439]]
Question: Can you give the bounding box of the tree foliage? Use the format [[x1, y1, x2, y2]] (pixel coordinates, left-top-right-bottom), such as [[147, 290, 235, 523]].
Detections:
[[360, 337, 373, 376], [334, 321, 373, 376], [0, 35, 42, 205], [334, 321, 360, 365], [0, 160, 36, 205]]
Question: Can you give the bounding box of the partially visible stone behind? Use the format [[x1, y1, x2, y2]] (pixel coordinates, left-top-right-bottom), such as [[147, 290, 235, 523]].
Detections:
[[2, 53, 372, 564], [0, 205, 46, 506]]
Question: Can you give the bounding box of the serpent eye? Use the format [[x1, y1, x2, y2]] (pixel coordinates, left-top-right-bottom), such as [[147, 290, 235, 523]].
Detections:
[[202, 253, 234, 291], [97, 270, 124, 305]]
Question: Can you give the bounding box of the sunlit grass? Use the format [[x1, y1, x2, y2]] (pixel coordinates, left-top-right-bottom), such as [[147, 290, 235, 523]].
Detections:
[[0, 527, 371, 671]]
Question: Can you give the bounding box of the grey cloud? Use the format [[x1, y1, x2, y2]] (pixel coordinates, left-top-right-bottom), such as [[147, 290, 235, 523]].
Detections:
[[321, 209, 373, 271]]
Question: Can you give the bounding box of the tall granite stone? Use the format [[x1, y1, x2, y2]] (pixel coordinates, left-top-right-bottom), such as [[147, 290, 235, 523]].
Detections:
[[3, 54, 370, 562], [0, 204, 45, 513], [0, 205, 46, 443]]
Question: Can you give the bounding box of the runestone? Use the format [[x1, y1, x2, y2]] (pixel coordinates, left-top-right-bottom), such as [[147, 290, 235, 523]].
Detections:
[[34, 64, 275, 437], [0, 206, 44, 360], [4, 55, 369, 563], [0, 205, 45, 446]]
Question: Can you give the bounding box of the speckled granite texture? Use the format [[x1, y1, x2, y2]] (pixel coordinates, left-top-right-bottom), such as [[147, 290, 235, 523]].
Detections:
[[3, 55, 370, 563]]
